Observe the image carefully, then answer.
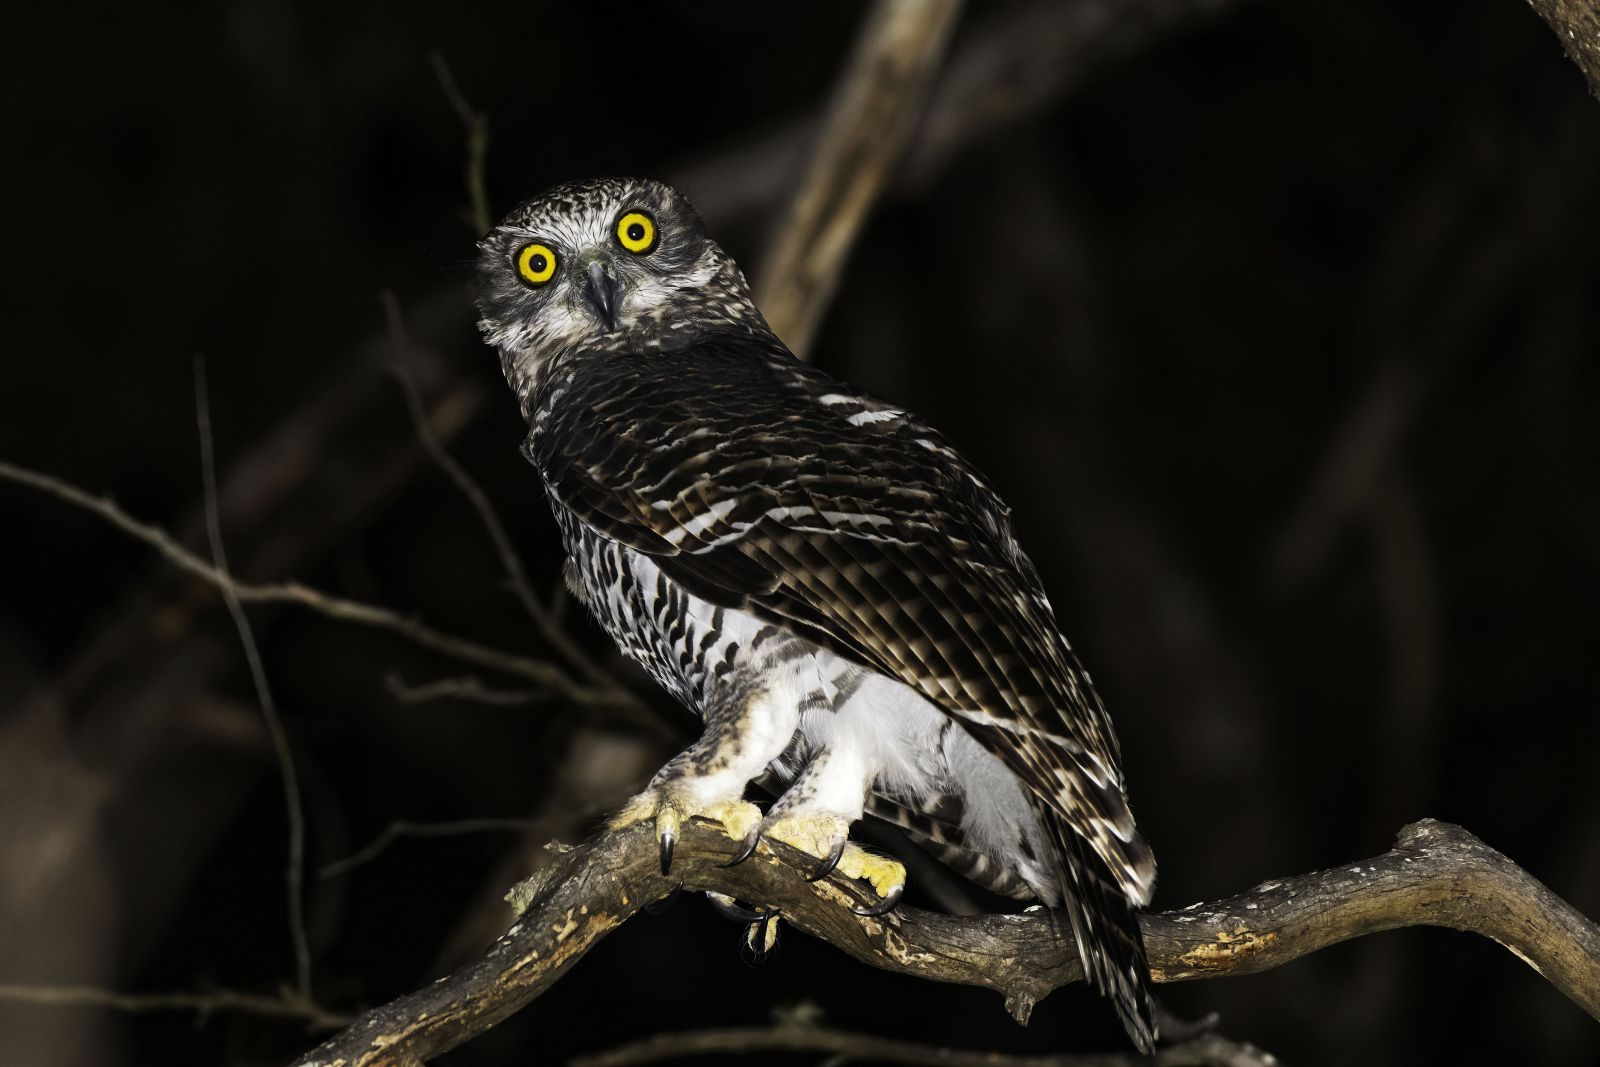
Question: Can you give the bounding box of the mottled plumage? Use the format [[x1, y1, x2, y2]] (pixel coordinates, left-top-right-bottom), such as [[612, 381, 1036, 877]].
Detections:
[[477, 177, 1158, 1050]]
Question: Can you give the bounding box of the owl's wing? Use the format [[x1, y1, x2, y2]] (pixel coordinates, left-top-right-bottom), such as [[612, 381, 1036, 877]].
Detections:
[[529, 333, 1155, 1037]]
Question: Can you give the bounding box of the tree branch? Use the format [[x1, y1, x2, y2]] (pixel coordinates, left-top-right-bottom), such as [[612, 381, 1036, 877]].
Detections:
[[195, 357, 314, 1000], [1524, 0, 1600, 102], [754, 0, 964, 358], [0, 984, 349, 1031], [0, 459, 656, 722], [317, 799, 629, 881], [429, 51, 492, 235], [572, 1025, 1275, 1067], [289, 818, 1600, 1066], [678, 0, 1249, 234], [383, 671, 541, 708], [380, 292, 629, 702]]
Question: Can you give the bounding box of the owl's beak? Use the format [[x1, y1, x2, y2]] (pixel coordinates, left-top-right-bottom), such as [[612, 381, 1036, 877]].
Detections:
[[583, 260, 621, 330]]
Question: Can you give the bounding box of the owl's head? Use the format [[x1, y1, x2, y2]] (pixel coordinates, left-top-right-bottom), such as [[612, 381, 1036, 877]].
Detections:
[[476, 177, 766, 402]]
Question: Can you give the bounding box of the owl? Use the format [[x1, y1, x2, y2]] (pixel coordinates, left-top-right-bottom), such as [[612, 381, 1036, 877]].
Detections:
[[475, 177, 1158, 1050]]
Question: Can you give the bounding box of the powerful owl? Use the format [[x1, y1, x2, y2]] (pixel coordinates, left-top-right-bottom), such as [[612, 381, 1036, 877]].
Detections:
[[476, 177, 1158, 1050]]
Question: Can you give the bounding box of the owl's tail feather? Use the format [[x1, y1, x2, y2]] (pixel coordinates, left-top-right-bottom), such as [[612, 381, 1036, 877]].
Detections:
[[1046, 812, 1158, 1053]]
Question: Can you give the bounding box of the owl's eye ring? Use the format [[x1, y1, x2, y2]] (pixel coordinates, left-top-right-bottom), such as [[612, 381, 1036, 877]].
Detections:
[[515, 242, 559, 287], [615, 211, 658, 255]]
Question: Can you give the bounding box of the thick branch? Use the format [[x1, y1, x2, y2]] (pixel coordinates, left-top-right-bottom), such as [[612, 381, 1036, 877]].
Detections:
[[290, 819, 1600, 1066], [1524, 0, 1600, 101]]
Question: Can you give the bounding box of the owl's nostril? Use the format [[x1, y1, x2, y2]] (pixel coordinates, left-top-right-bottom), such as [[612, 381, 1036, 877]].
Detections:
[[583, 260, 621, 330]]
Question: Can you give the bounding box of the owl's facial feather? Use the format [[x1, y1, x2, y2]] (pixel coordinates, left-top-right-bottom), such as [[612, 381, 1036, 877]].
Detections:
[[476, 177, 770, 411]]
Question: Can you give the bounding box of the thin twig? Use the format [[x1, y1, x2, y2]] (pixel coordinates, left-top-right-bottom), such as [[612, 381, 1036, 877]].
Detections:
[[194, 356, 313, 1000], [385, 671, 540, 708], [674, 0, 1249, 229], [0, 984, 351, 1031], [319, 798, 628, 881], [289, 818, 1600, 1066], [430, 51, 492, 235], [572, 1025, 1277, 1067], [380, 292, 627, 702], [755, 0, 965, 359], [0, 458, 637, 710], [320, 818, 555, 880]]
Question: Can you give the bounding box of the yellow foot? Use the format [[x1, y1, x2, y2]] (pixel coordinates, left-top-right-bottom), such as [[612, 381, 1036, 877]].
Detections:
[[763, 812, 906, 916], [610, 786, 762, 875]]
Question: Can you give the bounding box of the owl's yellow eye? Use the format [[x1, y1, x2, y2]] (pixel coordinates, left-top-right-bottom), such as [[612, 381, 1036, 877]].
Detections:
[[515, 242, 558, 286], [615, 211, 657, 255]]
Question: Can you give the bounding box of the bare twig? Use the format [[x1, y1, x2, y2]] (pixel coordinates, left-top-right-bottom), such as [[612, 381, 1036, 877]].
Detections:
[[384, 671, 540, 708], [290, 818, 1600, 1066], [0, 458, 630, 710], [755, 0, 964, 358], [380, 293, 629, 707], [319, 799, 625, 881], [572, 1025, 1277, 1067], [0, 984, 350, 1031], [430, 51, 492, 235], [194, 357, 312, 1000], [319, 818, 550, 881], [1523, 0, 1600, 102], [678, 0, 1247, 234]]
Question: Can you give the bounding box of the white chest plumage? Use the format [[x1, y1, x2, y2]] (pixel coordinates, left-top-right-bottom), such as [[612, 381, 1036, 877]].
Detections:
[[559, 507, 1056, 902]]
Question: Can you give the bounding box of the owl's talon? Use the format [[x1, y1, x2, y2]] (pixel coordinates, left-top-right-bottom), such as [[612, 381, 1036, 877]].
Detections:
[[706, 890, 772, 924], [610, 789, 762, 878], [852, 882, 904, 918], [720, 828, 759, 868], [806, 838, 846, 882], [760, 812, 905, 911]]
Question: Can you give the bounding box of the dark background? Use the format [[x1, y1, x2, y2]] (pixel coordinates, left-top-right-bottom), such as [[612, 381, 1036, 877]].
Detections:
[[2, 1, 1597, 1064]]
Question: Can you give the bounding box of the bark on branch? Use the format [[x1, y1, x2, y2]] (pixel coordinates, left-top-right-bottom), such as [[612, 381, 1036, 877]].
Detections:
[[290, 818, 1600, 1066], [1525, 0, 1600, 102]]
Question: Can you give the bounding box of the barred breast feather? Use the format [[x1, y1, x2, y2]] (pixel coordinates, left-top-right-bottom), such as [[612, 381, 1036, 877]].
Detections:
[[526, 330, 1156, 1040]]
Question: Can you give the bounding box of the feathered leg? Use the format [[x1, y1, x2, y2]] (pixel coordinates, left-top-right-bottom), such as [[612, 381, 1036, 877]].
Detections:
[[610, 672, 796, 874]]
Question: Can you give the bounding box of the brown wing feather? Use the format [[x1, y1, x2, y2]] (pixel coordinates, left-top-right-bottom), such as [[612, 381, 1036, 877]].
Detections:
[[530, 333, 1155, 1043]]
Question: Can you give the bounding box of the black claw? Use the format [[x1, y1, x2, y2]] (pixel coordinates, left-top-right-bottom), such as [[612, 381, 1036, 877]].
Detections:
[[742, 911, 781, 965], [659, 828, 676, 876], [706, 892, 772, 924], [643, 884, 682, 915], [805, 839, 846, 882], [852, 883, 904, 918], [719, 831, 759, 868]]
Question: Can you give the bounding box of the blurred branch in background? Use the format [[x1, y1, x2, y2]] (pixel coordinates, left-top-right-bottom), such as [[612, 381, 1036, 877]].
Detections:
[[292, 819, 1600, 1066], [429, 51, 492, 235], [0, 459, 641, 715], [680, 0, 1252, 225], [194, 357, 314, 1002], [0, 985, 348, 1032], [572, 1025, 1275, 1067], [316, 798, 626, 881], [755, 0, 963, 357], [380, 291, 643, 708], [383, 670, 541, 707]]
